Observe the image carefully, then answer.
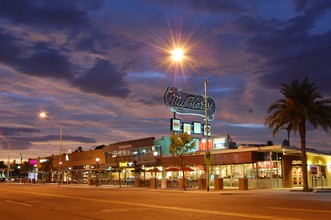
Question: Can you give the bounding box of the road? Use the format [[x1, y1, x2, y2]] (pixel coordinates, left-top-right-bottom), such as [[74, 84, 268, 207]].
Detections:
[[0, 183, 331, 220]]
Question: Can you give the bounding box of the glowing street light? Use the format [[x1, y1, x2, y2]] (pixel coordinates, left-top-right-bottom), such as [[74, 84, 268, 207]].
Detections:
[[39, 112, 63, 185], [171, 48, 211, 191], [171, 48, 185, 62]]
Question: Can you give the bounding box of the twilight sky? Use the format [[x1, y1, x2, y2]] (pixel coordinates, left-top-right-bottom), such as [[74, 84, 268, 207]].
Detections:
[[1, 0, 331, 162]]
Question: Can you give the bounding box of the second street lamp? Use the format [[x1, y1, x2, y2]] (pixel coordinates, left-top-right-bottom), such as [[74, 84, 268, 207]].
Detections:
[[153, 151, 158, 189], [39, 112, 63, 186], [96, 157, 100, 187]]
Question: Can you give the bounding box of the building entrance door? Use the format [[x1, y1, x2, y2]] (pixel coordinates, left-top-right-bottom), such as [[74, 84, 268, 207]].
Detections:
[[292, 167, 302, 186]]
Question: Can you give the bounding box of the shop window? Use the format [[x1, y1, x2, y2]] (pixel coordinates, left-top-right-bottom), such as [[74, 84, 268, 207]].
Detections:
[[244, 163, 256, 178], [258, 161, 282, 178], [132, 150, 138, 162], [219, 165, 228, 178], [231, 164, 244, 179]]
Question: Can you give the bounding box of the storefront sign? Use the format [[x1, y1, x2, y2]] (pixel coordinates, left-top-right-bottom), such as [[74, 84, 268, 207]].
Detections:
[[170, 118, 181, 132], [192, 122, 202, 134], [118, 145, 132, 150], [164, 86, 216, 121], [182, 123, 191, 135], [310, 165, 317, 175], [119, 162, 128, 167], [213, 137, 227, 149]]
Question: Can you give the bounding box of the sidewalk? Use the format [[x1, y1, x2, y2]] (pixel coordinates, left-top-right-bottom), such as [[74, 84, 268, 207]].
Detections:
[[14, 182, 331, 194], [56, 183, 296, 194]]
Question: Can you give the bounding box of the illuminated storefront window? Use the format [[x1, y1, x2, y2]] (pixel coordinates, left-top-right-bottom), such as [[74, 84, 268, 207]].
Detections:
[[257, 161, 282, 178], [104, 146, 161, 165]]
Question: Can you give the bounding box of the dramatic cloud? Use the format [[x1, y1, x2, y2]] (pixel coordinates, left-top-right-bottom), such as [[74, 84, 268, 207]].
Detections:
[[1, 0, 331, 160], [73, 58, 130, 97], [0, 126, 95, 151], [0, 0, 98, 28], [0, 126, 40, 136]]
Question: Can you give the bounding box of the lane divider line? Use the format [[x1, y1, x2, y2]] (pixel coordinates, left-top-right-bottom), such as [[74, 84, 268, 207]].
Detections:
[[1, 188, 300, 220], [5, 200, 32, 207]]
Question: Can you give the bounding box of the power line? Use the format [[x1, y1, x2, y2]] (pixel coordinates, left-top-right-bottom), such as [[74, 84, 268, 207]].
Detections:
[[255, 45, 331, 70], [207, 44, 331, 81]]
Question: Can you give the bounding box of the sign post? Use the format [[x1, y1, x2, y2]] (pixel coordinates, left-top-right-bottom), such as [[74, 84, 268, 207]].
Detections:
[[204, 150, 213, 191]]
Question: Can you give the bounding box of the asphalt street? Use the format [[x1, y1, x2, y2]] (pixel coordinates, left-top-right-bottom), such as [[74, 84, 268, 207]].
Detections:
[[1, 183, 331, 220]]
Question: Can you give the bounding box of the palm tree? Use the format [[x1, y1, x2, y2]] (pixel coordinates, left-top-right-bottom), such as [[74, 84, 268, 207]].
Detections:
[[266, 78, 331, 192]]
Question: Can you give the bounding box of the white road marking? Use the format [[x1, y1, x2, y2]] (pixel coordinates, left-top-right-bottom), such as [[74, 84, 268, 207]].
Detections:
[[2, 189, 300, 220], [5, 200, 32, 207]]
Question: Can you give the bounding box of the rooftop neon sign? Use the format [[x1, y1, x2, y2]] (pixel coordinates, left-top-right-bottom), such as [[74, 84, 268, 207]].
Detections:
[[164, 86, 216, 121]]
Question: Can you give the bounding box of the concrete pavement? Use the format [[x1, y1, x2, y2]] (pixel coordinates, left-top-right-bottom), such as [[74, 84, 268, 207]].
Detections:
[[31, 182, 331, 194]]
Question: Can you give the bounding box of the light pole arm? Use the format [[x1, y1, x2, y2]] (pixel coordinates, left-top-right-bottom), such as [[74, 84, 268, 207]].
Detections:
[[47, 115, 59, 128], [0, 135, 9, 143], [187, 60, 205, 81]]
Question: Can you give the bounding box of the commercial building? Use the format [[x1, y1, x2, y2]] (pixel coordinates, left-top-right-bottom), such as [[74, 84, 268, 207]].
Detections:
[[30, 136, 331, 190]]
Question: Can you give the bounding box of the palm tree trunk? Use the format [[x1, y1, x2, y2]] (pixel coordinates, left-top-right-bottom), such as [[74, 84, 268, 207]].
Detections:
[[299, 121, 309, 192]]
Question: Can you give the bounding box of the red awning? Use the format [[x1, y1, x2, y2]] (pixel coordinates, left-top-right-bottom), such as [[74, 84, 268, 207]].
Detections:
[[147, 167, 161, 172], [165, 167, 180, 172], [183, 167, 195, 172]]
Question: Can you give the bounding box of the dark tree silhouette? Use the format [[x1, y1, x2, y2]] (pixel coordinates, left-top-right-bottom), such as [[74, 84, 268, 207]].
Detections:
[[266, 78, 331, 191]]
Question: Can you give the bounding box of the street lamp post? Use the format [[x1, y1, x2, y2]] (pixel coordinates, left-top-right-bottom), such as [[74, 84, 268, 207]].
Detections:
[[34, 164, 37, 183], [171, 49, 211, 191], [153, 151, 158, 189], [96, 157, 100, 187], [17, 165, 21, 181], [0, 135, 11, 182], [39, 112, 63, 185]]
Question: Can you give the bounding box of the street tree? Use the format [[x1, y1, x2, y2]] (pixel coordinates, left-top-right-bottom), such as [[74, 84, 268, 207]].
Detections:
[[0, 161, 6, 168], [21, 161, 34, 180], [169, 132, 195, 190], [266, 78, 331, 192], [40, 157, 54, 183]]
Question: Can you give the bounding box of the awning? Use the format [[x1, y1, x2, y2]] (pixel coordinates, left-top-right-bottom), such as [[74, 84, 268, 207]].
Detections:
[[183, 167, 195, 172], [165, 167, 180, 172], [165, 167, 195, 172], [147, 167, 161, 172]]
